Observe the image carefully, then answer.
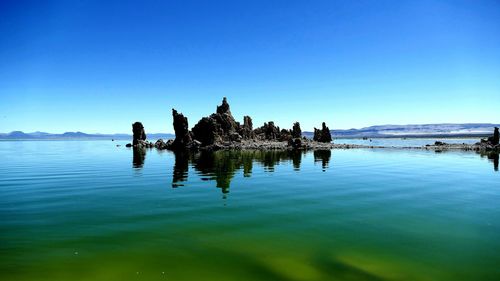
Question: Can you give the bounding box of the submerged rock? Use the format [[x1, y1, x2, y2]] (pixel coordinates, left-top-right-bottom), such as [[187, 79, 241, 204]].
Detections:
[[313, 122, 332, 143]]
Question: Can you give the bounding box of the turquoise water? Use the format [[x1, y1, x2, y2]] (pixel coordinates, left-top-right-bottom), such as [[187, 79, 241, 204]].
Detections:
[[1, 140, 499, 281]]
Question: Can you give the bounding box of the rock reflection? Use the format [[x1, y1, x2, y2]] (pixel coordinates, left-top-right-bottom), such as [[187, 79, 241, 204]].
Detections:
[[172, 150, 330, 193], [132, 147, 146, 168], [314, 150, 331, 172], [172, 150, 189, 187], [479, 151, 499, 172]]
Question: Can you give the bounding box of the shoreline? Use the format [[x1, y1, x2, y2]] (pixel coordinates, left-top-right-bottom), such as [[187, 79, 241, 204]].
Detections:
[[135, 139, 500, 153]]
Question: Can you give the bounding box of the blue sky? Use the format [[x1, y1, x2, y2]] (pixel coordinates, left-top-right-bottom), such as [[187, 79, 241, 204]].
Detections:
[[1, 0, 499, 134]]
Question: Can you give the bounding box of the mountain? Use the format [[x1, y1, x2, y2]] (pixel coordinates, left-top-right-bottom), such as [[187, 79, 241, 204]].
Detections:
[[303, 123, 499, 138], [1, 123, 498, 140], [0, 131, 35, 139], [0, 131, 175, 140]]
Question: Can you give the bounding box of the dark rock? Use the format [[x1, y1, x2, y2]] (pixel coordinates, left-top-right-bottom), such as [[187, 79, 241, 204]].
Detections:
[[165, 139, 174, 147], [493, 127, 499, 145], [132, 122, 146, 145], [216, 97, 231, 115], [279, 129, 292, 142], [254, 122, 280, 140], [192, 97, 242, 146], [155, 139, 168, 149], [288, 138, 303, 149], [313, 122, 332, 143], [291, 122, 302, 138], [192, 117, 219, 145], [210, 110, 238, 135], [239, 116, 254, 139], [126, 143, 132, 148], [230, 132, 242, 142], [434, 141, 447, 146], [136, 139, 154, 148], [172, 109, 192, 149]]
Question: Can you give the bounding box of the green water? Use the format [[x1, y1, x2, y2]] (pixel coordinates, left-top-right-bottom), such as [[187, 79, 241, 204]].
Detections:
[[1, 141, 499, 281]]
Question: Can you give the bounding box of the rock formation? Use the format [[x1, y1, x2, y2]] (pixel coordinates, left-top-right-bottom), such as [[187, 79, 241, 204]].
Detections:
[[132, 122, 146, 145], [288, 138, 303, 149], [279, 128, 292, 141], [254, 122, 281, 140], [483, 127, 500, 147], [313, 122, 332, 143], [147, 97, 337, 151], [172, 109, 193, 149], [238, 116, 254, 139], [191, 97, 242, 146], [128, 122, 154, 148], [217, 97, 231, 115], [192, 117, 219, 145], [291, 122, 302, 138], [493, 127, 499, 145]]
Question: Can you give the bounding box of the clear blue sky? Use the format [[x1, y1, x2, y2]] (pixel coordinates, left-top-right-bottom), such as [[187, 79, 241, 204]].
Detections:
[[1, 0, 499, 134]]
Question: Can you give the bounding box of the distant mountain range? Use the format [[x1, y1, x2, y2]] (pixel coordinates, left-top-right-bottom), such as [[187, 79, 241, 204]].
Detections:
[[304, 123, 499, 138], [1, 123, 498, 140], [0, 131, 174, 140]]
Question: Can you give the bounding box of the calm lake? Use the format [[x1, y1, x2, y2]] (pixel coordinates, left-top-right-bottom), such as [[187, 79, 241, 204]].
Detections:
[[1, 140, 499, 281]]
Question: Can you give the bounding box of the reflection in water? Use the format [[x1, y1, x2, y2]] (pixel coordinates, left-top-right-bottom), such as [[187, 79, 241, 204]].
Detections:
[[127, 148, 500, 193], [314, 150, 332, 172], [479, 151, 499, 172], [172, 150, 330, 193], [172, 150, 189, 187], [132, 147, 146, 168]]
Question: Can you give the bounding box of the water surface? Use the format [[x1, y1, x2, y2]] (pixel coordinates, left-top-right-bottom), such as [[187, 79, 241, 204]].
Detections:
[[1, 141, 499, 281]]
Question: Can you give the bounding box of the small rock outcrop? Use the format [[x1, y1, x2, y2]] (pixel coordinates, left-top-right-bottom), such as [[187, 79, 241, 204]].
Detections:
[[128, 122, 154, 148], [132, 122, 146, 145], [313, 122, 332, 143]]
